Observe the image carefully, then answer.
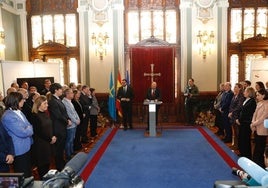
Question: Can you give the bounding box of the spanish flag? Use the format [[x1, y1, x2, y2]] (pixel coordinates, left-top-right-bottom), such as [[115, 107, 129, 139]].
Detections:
[[116, 71, 123, 117]]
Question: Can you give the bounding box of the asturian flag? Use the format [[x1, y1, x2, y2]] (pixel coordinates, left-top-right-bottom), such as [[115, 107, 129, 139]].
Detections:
[[108, 72, 116, 121]]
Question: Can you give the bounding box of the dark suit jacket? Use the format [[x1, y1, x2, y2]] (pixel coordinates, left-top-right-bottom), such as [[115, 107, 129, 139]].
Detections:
[[72, 99, 84, 121], [145, 88, 161, 101], [228, 93, 245, 123], [80, 93, 92, 116], [220, 90, 234, 113], [0, 122, 14, 172], [238, 98, 256, 125], [117, 85, 134, 102], [48, 95, 69, 138]]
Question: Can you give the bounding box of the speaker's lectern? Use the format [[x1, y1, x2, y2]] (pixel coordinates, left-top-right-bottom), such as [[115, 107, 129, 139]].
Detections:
[[143, 100, 162, 136]]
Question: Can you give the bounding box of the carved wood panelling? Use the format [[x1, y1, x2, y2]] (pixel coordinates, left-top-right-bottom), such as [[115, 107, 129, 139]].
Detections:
[[26, 0, 78, 14], [229, 0, 268, 8], [240, 34, 268, 51], [124, 0, 179, 10]]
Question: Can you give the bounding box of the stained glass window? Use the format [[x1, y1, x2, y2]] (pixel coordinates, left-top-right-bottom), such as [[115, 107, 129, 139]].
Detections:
[[43, 15, 53, 43], [128, 12, 139, 44], [31, 16, 42, 48], [230, 7, 268, 42], [153, 10, 164, 40], [229, 6, 268, 83], [69, 58, 78, 84], [66, 14, 77, 47], [31, 14, 77, 47], [256, 8, 268, 36], [243, 8, 255, 40], [230, 9, 242, 42], [127, 9, 177, 44], [165, 10, 177, 43], [54, 14, 64, 44], [140, 11, 152, 40]]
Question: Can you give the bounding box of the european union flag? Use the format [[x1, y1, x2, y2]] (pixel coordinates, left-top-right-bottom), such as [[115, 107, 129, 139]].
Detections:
[[126, 70, 130, 85], [108, 72, 116, 121]]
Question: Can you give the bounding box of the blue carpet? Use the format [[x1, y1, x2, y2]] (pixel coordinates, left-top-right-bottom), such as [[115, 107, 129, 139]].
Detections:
[[84, 128, 239, 188]]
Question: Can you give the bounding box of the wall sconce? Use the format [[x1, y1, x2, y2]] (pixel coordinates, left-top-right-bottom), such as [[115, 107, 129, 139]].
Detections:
[[0, 27, 5, 50], [196, 30, 214, 59], [91, 32, 109, 60]]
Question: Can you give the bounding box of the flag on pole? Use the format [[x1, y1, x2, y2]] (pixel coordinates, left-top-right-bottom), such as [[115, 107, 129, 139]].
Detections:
[[116, 71, 123, 117], [108, 72, 116, 121], [126, 70, 130, 85]]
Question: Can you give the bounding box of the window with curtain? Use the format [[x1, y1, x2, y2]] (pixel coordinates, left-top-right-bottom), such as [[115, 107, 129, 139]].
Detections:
[[31, 14, 77, 48]]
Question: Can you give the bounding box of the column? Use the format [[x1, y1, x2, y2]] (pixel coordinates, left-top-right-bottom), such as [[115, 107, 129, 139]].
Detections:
[[180, 1, 193, 89], [113, 1, 125, 77], [0, 7, 5, 60], [77, 1, 88, 84], [17, 0, 28, 61], [217, 0, 229, 82]]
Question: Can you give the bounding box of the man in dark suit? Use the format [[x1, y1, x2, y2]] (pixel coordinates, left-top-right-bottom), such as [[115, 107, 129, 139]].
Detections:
[[145, 81, 161, 130], [219, 82, 234, 143], [48, 83, 71, 171], [40, 79, 51, 95], [79, 85, 92, 143], [117, 79, 134, 130]]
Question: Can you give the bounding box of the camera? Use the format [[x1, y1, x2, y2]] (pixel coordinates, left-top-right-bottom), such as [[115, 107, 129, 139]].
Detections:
[[42, 168, 84, 188]]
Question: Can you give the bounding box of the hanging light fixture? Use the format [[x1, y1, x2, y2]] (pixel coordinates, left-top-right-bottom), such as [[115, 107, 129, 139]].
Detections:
[[91, 32, 109, 60], [196, 30, 214, 59], [0, 27, 5, 50]]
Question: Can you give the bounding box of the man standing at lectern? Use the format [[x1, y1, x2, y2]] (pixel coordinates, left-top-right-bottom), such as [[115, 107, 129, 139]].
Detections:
[[117, 79, 134, 130], [145, 82, 162, 130]]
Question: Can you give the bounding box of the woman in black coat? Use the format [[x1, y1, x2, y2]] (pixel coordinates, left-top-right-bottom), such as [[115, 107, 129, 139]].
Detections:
[[236, 87, 256, 159], [31, 95, 57, 179]]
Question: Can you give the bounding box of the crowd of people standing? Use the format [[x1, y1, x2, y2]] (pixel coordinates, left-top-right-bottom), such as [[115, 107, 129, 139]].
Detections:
[[214, 80, 268, 168], [0, 79, 100, 180]]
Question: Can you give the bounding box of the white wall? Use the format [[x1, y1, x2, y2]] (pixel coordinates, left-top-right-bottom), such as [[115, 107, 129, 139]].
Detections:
[[251, 58, 268, 85], [0, 60, 60, 95], [191, 6, 218, 91], [88, 7, 114, 92]]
